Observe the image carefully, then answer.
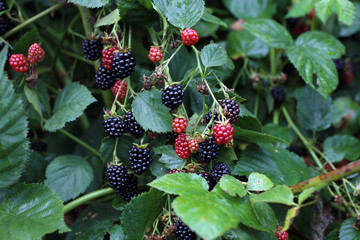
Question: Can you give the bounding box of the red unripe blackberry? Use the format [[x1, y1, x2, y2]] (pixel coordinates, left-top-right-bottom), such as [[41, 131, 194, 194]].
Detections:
[[271, 86, 286, 105], [181, 28, 199, 46], [103, 116, 125, 138], [172, 117, 187, 134], [220, 99, 240, 123], [129, 144, 153, 174], [213, 122, 234, 145], [189, 139, 199, 153], [276, 230, 289, 240], [9, 54, 29, 73], [124, 111, 144, 137], [175, 219, 196, 240], [28, 43, 45, 64], [167, 169, 183, 174], [199, 136, 220, 162], [166, 132, 178, 141], [82, 39, 103, 61], [175, 133, 191, 159], [95, 66, 117, 90], [161, 84, 185, 109], [210, 162, 231, 183], [112, 51, 136, 79], [105, 165, 137, 201], [148, 47, 163, 63], [102, 46, 117, 70], [111, 80, 128, 101]]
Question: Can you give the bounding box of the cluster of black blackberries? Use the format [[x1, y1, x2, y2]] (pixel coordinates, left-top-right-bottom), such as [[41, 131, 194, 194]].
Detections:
[[220, 99, 240, 123], [198, 162, 231, 191], [175, 220, 196, 240], [271, 86, 286, 105], [0, 0, 13, 36], [112, 52, 136, 79], [199, 136, 220, 162], [162, 84, 185, 109], [129, 144, 153, 174], [124, 111, 144, 137], [30, 140, 47, 153], [95, 66, 117, 90], [82, 39, 103, 61], [103, 116, 125, 138], [105, 165, 137, 201]]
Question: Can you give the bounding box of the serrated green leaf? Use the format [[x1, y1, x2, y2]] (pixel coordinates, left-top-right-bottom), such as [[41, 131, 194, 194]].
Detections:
[[153, 0, 171, 16], [219, 175, 247, 197], [325, 228, 340, 240], [100, 137, 116, 164], [0, 44, 8, 69], [201, 11, 227, 28], [148, 173, 208, 195], [20, 151, 48, 183], [13, 28, 40, 55], [68, 0, 110, 8], [165, 0, 204, 28], [298, 187, 316, 205], [24, 85, 42, 119], [323, 135, 360, 163], [286, 0, 314, 18], [339, 218, 360, 240], [263, 123, 293, 149], [121, 189, 166, 240], [0, 68, 29, 188], [250, 185, 295, 205], [186, 112, 204, 134], [200, 43, 228, 68], [339, 2, 360, 37], [131, 89, 173, 133], [117, 0, 157, 23], [44, 82, 96, 132], [0, 183, 68, 240], [95, 9, 120, 27], [222, 0, 276, 19], [45, 155, 94, 201], [218, 147, 237, 162], [233, 126, 288, 144], [236, 104, 263, 132], [244, 19, 293, 49], [250, 201, 277, 232], [109, 225, 125, 240], [226, 30, 269, 59], [247, 172, 274, 191], [315, 0, 355, 26], [153, 145, 185, 170]]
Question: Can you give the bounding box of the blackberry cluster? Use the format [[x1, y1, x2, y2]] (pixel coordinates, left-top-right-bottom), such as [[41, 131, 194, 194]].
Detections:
[[199, 136, 220, 162], [105, 165, 137, 201], [95, 67, 117, 90], [103, 116, 125, 138], [220, 99, 240, 123], [30, 141, 47, 153], [112, 51, 136, 79], [161, 84, 185, 109], [198, 172, 213, 190], [210, 162, 231, 183], [0, 15, 13, 36], [175, 220, 196, 240], [166, 132, 178, 141], [0, 0, 7, 11], [271, 86, 286, 105], [204, 112, 219, 124], [124, 111, 144, 137], [82, 39, 103, 60], [129, 145, 153, 175]]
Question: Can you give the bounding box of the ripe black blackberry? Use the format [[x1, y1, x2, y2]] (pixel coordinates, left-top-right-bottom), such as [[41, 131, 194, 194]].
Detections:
[[124, 111, 144, 137], [289, 145, 306, 156], [175, 220, 196, 240], [117, 174, 137, 201], [166, 132, 178, 141], [0, 0, 8, 12], [220, 99, 240, 123], [161, 84, 185, 109], [199, 136, 220, 162], [95, 66, 117, 90], [0, 15, 13, 36], [198, 172, 213, 190], [271, 86, 286, 105], [112, 51, 136, 79], [128, 144, 153, 174], [210, 162, 231, 183], [204, 111, 219, 123], [103, 116, 125, 138], [105, 165, 137, 201], [334, 58, 345, 72], [82, 39, 103, 60], [30, 141, 47, 153]]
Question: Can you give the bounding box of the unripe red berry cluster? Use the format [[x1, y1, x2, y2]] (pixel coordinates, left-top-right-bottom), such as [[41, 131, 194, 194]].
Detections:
[[174, 133, 191, 159], [111, 80, 128, 101], [172, 117, 188, 134], [9, 43, 45, 73], [181, 28, 199, 46], [148, 47, 163, 63], [213, 122, 234, 145]]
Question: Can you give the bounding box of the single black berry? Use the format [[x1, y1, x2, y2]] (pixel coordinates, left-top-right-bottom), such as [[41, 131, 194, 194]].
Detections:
[[286, 17, 299, 28], [129, 144, 153, 175], [112, 51, 136, 79], [220, 99, 240, 123], [95, 66, 117, 90], [0, 0, 8, 12], [116, 173, 137, 201], [82, 39, 103, 61], [166, 132, 178, 141], [175, 220, 196, 240], [199, 136, 220, 162], [30, 141, 47, 153], [105, 165, 137, 201], [124, 111, 144, 137], [334, 59, 345, 72], [289, 145, 306, 156], [210, 162, 231, 183], [161, 84, 185, 109], [198, 172, 213, 190], [271, 86, 286, 105], [204, 111, 219, 123], [0, 15, 13, 36], [103, 116, 125, 138]]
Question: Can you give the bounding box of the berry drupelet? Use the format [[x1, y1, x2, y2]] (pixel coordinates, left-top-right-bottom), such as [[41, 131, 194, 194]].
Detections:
[[162, 84, 185, 109], [175, 220, 196, 240], [220, 99, 240, 123], [82, 39, 103, 60], [129, 144, 153, 175], [103, 116, 125, 138], [124, 111, 144, 137], [199, 136, 220, 162], [271, 86, 286, 105], [210, 162, 231, 183], [204, 111, 219, 124], [95, 66, 117, 90], [112, 51, 136, 79]]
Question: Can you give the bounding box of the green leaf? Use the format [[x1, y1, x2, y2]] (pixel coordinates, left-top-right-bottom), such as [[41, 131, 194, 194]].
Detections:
[[339, 217, 360, 240], [20, 151, 49, 183], [247, 172, 274, 191], [200, 43, 228, 68], [148, 173, 208, 195], [250, 185, 296, 205], [68, 0, 110, 8], [244, 19, 293, 49], [13, 28, 40, 55], [219, 175, 247, 197], [323, 135, 360, 163], [326, 228, 340, 240], [218, 147, 237, 162], [286, 0, 314, 18], [100, 137, 116, 164], [226, 30, 269, 59], [295, 86, 333, 131], [45, 155, 94, 201], [24, 85, 42, 119], [165, 0, 205, 28], [237, 104, 263, 132], [44, 82, 96, 132], [233, 144, 315, 186], [0, 69, 29, 188], [117, 0, 157, 23], [121, 189, 166, 240], [153, 145, 185, 170], [201, 11, 227, 28], [109, 225, 125, 240], [222, 0, 276, 19], [153, 0, 171, 16], [0, 183, 68, 240], [95, 9, 120, 27], [283, 207, 300, 231], [339, 2, 360, 37], [298, 187, 316, 204], [263, 123, 293, 149], [250, 201, 277, 232], [226, 225, 278, 240], [0, 44, 8, 69], [233, 126, 288, 144], [315, 0, 355, 26], [131, 89, 173, 133]]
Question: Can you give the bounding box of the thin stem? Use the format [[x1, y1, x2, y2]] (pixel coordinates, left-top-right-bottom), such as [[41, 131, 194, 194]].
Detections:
[[59, 129, 101, 158], [270, 48, 276, 75], [273, 109, 279, 125], [232, 58, 248, 89], [254, 91, 259, 117], [63, 188, 115, 213], [191, 45, 203, 76]]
